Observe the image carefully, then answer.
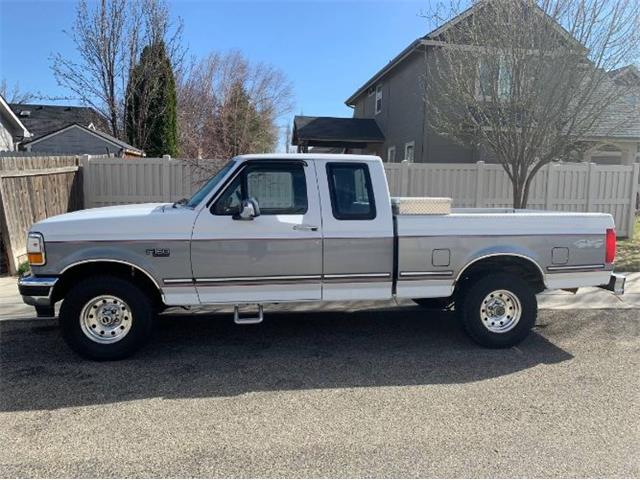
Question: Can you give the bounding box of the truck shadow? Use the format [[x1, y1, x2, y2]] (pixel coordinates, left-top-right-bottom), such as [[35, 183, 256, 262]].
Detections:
[[0, 306, 573, 412]]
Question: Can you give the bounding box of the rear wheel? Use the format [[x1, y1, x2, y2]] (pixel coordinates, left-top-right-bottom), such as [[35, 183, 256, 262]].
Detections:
[[59, 276, 154, 360], [459, 273, 537, 348]]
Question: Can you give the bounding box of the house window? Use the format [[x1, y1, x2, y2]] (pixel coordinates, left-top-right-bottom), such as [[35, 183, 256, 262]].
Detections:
[[375, 84, 383, 114], [387, 146, 396, 163], [498, 58, 512, 99], [404, 141, 415, 162], [477, 57, 512, 100]]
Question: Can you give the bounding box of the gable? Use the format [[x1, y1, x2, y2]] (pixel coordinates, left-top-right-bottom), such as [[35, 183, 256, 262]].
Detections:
[[25, 124, 143, 156], [0, 95, 30, 138], [346, 0, 586, 106]]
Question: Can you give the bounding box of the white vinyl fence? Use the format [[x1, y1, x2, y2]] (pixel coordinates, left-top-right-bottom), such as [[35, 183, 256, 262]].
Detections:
[[82, 157, 640, 237]]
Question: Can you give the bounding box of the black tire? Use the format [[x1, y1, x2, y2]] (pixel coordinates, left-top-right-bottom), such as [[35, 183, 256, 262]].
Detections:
[[59, 275, 154, 360], [459, 273, 537, 348], [412, 297, 453, 310]]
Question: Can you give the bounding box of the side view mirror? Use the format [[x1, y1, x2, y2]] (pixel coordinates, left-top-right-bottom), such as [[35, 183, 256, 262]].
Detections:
[[233, 197, 261, 220]]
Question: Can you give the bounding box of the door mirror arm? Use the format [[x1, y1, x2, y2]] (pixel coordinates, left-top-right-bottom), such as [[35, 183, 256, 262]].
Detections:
[[233, 198, 261, 220]]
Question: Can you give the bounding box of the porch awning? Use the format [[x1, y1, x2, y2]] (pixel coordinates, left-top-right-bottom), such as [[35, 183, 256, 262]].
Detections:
[[292, 116, 384, 149]]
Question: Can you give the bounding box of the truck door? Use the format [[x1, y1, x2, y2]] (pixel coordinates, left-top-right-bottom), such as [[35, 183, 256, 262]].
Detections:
[[191, 160, 323, 303], [316, 160, 394, 301]]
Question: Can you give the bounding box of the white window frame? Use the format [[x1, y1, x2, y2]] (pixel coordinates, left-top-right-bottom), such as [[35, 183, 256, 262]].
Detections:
[[375, 84, 383, 114], [404, 141, 415, 162], [387, 146, 396, 163]]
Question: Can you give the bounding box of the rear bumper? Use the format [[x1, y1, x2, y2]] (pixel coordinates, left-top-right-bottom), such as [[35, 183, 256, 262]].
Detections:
[[18, 275, 58, 307], [599, 273, 625, 295]]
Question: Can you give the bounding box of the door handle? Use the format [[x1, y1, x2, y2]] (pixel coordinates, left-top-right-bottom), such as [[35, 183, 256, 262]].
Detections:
[[293, 224, 318, 232]]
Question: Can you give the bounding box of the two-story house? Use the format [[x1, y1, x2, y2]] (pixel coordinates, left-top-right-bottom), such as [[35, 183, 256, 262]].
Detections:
[[292, 2, 640, 165]]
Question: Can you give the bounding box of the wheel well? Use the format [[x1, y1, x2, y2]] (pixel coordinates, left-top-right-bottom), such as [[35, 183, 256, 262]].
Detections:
[[51, 261, 164, 308], [455, 255, 545, 295]]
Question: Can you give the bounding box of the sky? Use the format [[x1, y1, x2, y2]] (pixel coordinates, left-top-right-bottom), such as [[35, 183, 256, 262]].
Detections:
[[0, 0, 433, 123]]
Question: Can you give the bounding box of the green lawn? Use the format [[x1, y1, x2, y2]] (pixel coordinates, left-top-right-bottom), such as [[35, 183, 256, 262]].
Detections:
[[616, 217, 640, 272]]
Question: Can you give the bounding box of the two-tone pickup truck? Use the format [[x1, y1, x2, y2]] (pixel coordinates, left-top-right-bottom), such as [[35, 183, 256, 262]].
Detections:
[[19, 154, 625, 359]]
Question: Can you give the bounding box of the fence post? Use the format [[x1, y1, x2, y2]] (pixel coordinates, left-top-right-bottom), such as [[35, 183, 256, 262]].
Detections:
[[475, 161, 485, 207], [626, 162, 639, 239], [400, 160, 410, 196], [162, 155, 171, 201], [544, 163, 557, 210], [79, 154, 91, 209], [585, 162, 596, 212]]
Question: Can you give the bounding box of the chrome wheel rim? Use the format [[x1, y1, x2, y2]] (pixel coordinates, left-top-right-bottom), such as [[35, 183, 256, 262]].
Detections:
[[480, 289, 521, 333], [80, 295, 133, 344]]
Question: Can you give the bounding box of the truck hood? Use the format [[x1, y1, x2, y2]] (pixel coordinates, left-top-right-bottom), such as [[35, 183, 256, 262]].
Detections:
[[32, 203, 197, 242]]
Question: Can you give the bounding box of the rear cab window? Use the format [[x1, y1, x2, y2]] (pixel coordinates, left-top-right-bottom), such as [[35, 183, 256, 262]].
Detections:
[[326, 162, 376, 220]]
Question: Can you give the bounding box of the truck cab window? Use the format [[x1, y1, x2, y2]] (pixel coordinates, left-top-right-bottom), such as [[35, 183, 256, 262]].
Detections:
[[213, 163, 308, 215], [326, 163, 376, 220]]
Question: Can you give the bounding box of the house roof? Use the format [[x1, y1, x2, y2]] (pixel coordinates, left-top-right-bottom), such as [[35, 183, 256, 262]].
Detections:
[[23, 123, 144, 156], [608, 65, 640, 86], [292, 116, 384, 147], [0, 95, 31, 139], [8, 103, 106, 140], [586, 88, 640, 140], [345, 0, 586, 106]]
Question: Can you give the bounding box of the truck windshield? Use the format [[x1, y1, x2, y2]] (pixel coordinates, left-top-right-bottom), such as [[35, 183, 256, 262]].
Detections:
[[186, 160, 236, 208]]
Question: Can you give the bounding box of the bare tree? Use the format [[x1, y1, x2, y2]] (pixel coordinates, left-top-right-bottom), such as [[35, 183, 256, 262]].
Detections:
[[423, 0, 640, 208], [177, 51, 294, 176], [0, 79, 37, 104], [0, 79, 73, 104], [50, 0, 184, 139]]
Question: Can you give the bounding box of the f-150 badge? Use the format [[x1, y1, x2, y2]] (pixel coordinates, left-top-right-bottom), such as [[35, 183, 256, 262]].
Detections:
[[146, 248, 170, 257]]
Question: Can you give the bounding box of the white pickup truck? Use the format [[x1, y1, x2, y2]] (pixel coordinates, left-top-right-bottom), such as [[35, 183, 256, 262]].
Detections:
[[19, 154, 625, 359]]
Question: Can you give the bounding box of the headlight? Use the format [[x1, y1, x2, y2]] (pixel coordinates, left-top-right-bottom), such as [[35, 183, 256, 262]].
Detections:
[[26, 232, 46, 266]]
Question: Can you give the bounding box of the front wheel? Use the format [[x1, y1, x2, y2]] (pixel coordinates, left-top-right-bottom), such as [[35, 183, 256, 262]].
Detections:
[[59, 276, 154, 360], [459, 273, 537, 348]]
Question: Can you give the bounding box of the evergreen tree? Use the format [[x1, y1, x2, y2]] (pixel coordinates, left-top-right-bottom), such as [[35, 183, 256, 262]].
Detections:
[[125, 41, 178, 157], [215, 81, 277, 157]]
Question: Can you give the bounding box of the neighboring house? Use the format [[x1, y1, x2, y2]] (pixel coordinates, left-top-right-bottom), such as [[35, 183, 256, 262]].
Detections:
[[293, 4, 640, 166], [0, 95, 31, 151], [584, 66, 640, 165], [22, 123, 144, 158], [8, 103, 144, 158]]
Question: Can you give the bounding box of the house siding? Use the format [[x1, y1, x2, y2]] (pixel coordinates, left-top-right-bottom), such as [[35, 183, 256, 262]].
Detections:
[[351, 48, 477, 164], [27, 126, 121, 155], [0, 114, 15, 151]]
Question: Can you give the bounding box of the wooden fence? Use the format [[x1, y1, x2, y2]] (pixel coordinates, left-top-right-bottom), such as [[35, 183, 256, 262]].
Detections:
[[0, 155, 89, 274], [83, 157, 639, 238]]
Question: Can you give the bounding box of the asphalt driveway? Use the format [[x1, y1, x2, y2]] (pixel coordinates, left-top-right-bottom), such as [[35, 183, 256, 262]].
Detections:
[[0, 304, 638, 478]]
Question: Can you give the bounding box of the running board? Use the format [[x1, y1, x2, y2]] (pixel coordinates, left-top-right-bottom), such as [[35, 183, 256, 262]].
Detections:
[[234, 304, 264, 325]]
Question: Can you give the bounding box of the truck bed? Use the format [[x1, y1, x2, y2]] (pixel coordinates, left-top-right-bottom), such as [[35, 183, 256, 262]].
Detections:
[[393, 208, 614, 299]]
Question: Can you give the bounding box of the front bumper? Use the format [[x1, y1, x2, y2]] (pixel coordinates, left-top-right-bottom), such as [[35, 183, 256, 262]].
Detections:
[[18, 275, 58, 307], [598, 272, 626, 295]]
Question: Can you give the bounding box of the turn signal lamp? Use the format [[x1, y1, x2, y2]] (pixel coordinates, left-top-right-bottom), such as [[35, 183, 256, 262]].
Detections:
[[27, 233, 46, 266]]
